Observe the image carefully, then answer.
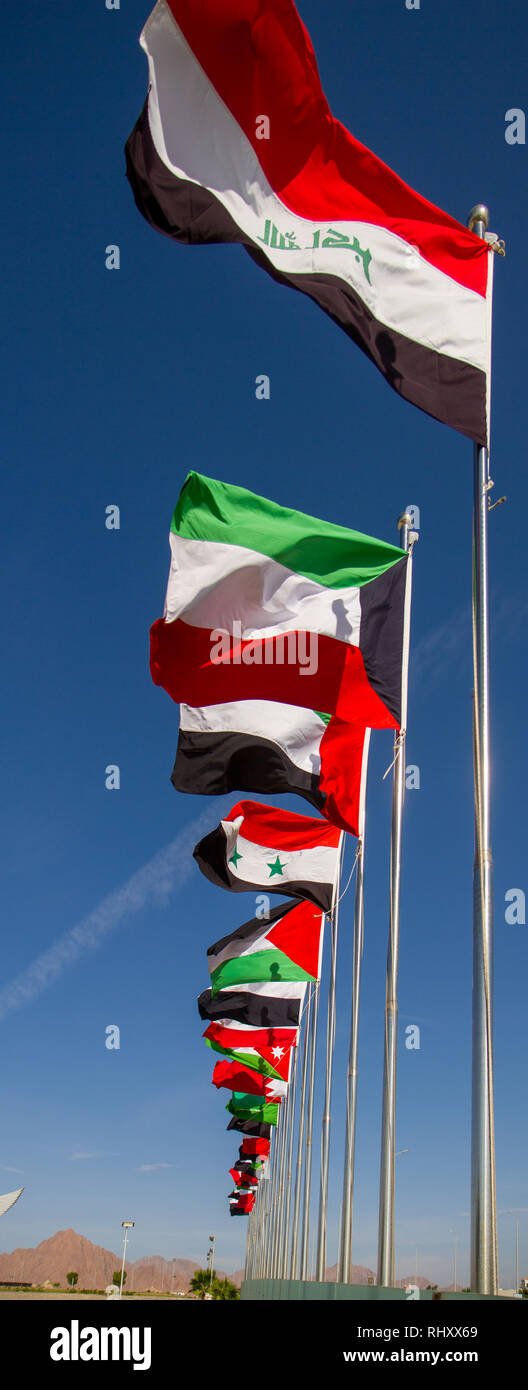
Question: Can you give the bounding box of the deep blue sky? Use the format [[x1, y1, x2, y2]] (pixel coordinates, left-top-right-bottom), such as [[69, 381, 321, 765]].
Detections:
[[1, 0, 527, 1288]]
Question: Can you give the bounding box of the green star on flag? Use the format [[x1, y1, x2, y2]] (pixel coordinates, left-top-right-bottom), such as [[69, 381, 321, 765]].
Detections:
[[267, 856, 286, 877], [194, 800, 341, 913]]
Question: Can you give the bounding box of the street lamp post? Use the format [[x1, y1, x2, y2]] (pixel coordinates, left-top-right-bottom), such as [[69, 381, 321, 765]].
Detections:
[[119, 1222, 134, 1299], [207, 1235, 215, 1290]]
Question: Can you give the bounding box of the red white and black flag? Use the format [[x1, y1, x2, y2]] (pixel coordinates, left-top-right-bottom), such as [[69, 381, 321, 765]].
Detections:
[[126, 0, 492, 443], [194, 802, 340, 913]]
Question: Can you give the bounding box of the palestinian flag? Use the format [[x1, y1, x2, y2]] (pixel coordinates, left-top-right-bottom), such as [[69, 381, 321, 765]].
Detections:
[[226, 1093, 279, 1126], [150, 471, 407, 728], [126, 0, 491, 445], [198, 980, 307, 1031], [227, 1119, 272, 1140], [194, 804, 340, 913], [206, 898, 324, 998], [240, 1138, 271, 1159], [212, 1059, 288, 1101], [173, 702, 368, 836], [204, 1019, 297, 1081]]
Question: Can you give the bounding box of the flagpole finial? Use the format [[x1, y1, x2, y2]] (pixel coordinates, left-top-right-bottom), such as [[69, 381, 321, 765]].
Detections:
[[467, 204, 490, 232]]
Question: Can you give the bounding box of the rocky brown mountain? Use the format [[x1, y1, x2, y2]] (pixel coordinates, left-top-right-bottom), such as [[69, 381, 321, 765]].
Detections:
[[0, 1229, 241, 1292]]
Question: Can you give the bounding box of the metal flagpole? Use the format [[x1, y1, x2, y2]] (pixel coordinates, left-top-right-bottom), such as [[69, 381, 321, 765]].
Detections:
[[377, 515, 417, 1286], [290, 985, 313, 1276], [278, 1048, 298, 1276], [277, 1057, 298, 1278], [467, 203, 498, 1296], [270, 1101, 288, 1278], [316, 836, 345, 1281], [262, 1117, 280, 1277], [339, 729, 371, 1282], [299, 976, 321, 1279]]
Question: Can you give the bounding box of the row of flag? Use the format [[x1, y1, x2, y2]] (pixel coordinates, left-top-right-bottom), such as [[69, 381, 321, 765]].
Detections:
[[196, 809, 334, 1210], [128, 0, 495, 1230], [148, 466, 406, 1215]]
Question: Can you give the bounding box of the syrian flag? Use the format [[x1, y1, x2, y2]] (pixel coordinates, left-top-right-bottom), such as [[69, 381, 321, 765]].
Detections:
[[226, 1093, 279, 1126], [204, 1019, 297, 1081], [227, 1118, 272, 1140], [126, 0, 492, 445], [213, 1059, 288, 1101], [194, 803, 340, 913], [150, 471, 407, 728], [205, 898, 325, 999], [198, 981, 307, 1031], [173, 702, 368, 835], [240, 1138, 271, 1159]]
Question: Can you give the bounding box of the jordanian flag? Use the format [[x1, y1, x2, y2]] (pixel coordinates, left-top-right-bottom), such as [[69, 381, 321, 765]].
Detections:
[[226, 1093, 279, 1126], [227, 1119, 272, 1140], [204, 1019, 297, 1081], [126, 0, 491, 444], [194, 804, 340, 913], [150, 472, 407, 727], [173, 702, 368, 836], [199, 980, 307, 1031], [213, 1059, 288, 1101]]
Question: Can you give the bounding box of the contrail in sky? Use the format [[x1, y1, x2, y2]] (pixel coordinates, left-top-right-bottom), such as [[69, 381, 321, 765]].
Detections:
[[0, 802, 228, 1022]]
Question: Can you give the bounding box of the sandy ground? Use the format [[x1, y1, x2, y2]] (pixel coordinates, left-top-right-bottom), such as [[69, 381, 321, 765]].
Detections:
[[0, 1292, 188, 1301]]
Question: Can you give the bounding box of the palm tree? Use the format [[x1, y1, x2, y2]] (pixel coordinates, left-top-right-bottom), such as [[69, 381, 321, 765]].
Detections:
[[66, 1271, 78, 1291], [189, 1268, 217, 1299], [212, 1277, 240, 1300]]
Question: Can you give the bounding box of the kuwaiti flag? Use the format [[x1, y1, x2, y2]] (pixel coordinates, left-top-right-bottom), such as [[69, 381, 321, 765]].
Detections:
[[226, 1093, 280, 1126], [204, 1019, 297, 1081], [198, 980, 307, 1031], [213, 1059, 288, 1101], [194, 804, 340, 913], [227, 1118, 272, 1140], [173, 702, 368, 836], [125, 0, 492, 445], [150, 472, 407, 728]]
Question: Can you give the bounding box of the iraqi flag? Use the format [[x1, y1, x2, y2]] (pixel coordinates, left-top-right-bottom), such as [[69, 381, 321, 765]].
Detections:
[[173, 702, 368, 836], [205, 898, 324, 997], [194, 803, 340, 913], [212, 1059, 288, 1101], [198, 980, 307, 1031], [227, 1119, 272, 1140], [126, 0, 492, 445], [204, 1019, 297, 1081], [226, 1093, 280, 1126], [150, 471, 407, 729]]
